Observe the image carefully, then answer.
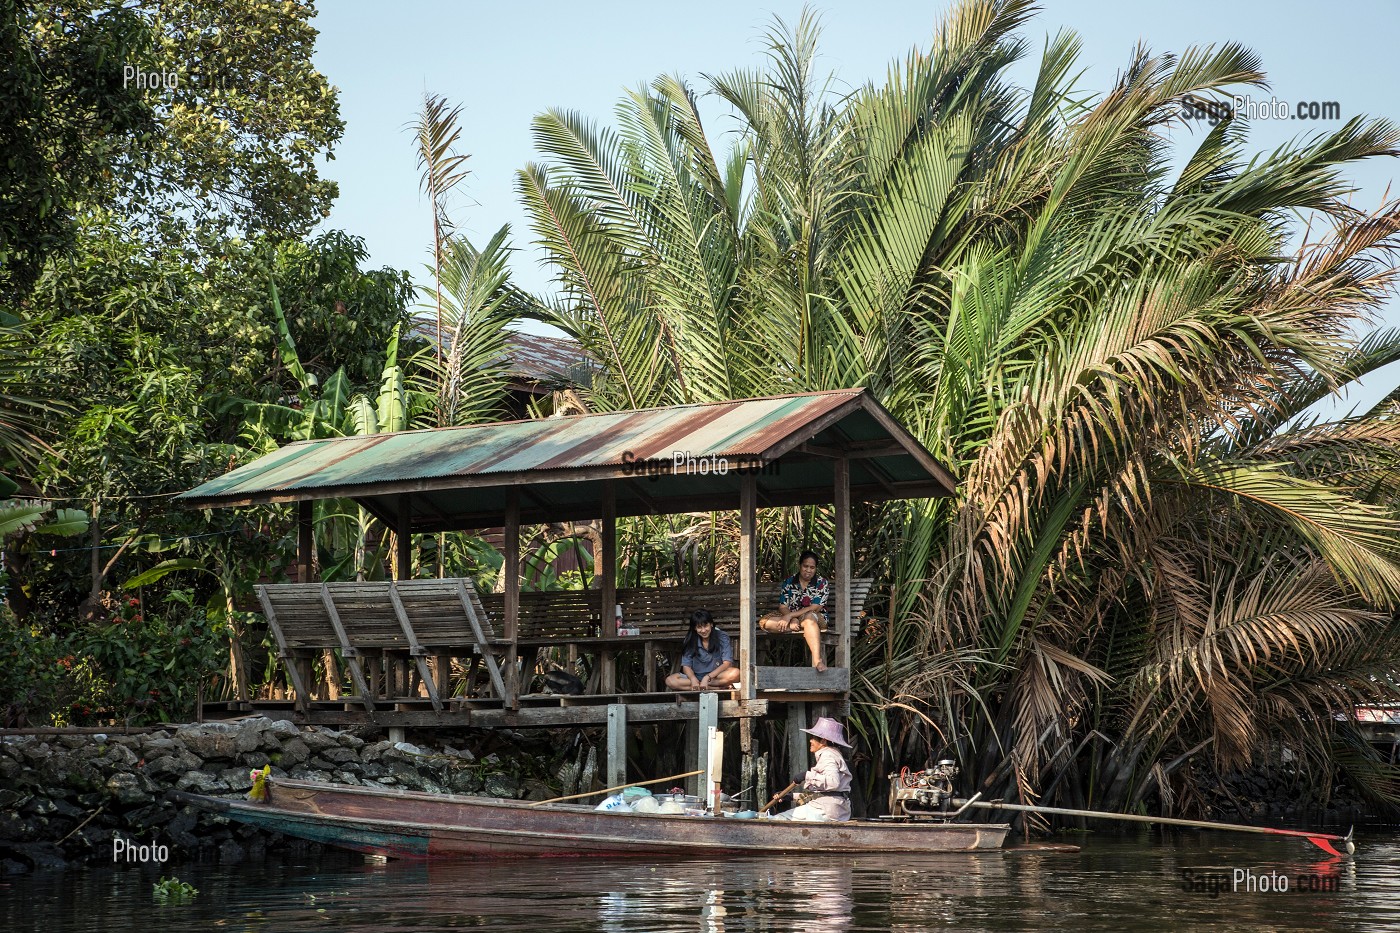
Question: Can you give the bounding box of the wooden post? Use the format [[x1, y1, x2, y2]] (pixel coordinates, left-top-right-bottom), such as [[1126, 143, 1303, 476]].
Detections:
[[787, 702, 809, 782], [834, 457, 852, 673], [599, 484, 618, 693], [740, 716, 755, 808], [694, 691, 719, 796], [606, 703, 627, 789], [297, 500, 314, 584], [504, 491, 521, 708], [395, 495, 412, 582], [738, 473, 758, 700]]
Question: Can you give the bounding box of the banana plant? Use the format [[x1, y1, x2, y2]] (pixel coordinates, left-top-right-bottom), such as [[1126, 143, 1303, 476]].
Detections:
[[239, 281, 434, 581]]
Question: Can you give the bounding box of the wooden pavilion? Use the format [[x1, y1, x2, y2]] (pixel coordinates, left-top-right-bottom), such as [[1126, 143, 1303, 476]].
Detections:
[[177, 389, 956, 773]]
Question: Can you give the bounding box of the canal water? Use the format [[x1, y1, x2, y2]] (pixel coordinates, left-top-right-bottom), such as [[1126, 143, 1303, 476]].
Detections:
[[5, 829, 1399, 931]]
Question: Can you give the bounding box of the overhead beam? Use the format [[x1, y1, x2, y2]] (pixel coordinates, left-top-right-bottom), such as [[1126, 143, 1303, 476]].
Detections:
[[400, 482, 950, 531]]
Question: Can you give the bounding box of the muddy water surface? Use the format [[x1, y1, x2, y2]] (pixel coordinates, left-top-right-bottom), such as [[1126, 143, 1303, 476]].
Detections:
[[5, 829, 1399, 931]]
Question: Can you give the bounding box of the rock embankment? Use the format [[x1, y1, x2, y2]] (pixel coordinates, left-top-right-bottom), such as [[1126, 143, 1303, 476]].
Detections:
[[0, 718, 556, 874]]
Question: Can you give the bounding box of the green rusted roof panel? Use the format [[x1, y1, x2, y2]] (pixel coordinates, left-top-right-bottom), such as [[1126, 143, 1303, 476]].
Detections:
[[177, 390, 956, 513]]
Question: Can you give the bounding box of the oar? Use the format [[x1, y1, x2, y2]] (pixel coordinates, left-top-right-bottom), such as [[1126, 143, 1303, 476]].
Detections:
[[958, 799, 1356, 857], [530, 769, 704, 807], [761, 781, 799, 815]]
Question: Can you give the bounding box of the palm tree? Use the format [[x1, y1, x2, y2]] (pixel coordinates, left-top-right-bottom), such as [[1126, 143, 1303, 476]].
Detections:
[[513, 0, 1400, 809]]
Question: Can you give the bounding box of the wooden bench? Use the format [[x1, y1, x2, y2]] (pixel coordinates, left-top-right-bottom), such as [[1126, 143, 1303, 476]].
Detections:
[[618, 579, 874, 690], [257, 578, 505, 712], [618, 578, 874, 644], [478, 590, 602, 645]]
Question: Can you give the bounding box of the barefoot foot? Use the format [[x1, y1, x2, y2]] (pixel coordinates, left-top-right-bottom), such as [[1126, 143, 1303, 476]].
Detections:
[[814, 660, 827, 673]]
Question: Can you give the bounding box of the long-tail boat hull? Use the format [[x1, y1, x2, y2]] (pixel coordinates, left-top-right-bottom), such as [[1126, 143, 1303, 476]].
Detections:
[[177, 779, 1009, 859]]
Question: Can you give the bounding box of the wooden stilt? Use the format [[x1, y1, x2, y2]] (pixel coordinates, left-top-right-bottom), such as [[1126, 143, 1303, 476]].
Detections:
[[606, 703, 627, 789], [694, 691, 719, 796]]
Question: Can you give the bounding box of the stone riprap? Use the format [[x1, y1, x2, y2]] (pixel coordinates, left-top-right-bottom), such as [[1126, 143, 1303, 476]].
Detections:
[[0, 718, 549, 874]]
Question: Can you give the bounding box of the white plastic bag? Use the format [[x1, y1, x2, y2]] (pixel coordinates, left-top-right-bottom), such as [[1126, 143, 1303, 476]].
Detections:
[[595, 793, 633, 812]]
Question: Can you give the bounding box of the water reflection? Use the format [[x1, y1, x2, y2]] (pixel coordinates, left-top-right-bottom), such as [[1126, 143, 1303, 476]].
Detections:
[[7, 833, 1400, 932]]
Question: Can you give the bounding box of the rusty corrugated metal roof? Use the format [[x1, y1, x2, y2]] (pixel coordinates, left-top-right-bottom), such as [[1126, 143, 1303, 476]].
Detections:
[[501, 333, 595, 384], [409, 322, 595, 385], [176, 389, 957, 521]]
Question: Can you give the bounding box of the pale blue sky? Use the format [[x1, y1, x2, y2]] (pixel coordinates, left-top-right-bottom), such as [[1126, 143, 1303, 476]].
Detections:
[[310, 0, 1400, 409]]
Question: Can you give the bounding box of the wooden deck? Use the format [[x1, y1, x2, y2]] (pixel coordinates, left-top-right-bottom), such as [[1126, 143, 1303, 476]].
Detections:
[[211, 692, 775, 728], [249, 577, 867, 727]]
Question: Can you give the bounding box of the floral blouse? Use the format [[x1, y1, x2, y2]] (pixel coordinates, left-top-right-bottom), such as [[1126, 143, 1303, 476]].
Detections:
[[779, 574, 829, 618]]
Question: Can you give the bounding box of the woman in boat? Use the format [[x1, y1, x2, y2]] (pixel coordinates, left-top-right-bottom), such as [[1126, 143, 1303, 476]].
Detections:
[[771, 716, 852, 822], [758, 550, 829, 672], [665, 609, 739, 690]]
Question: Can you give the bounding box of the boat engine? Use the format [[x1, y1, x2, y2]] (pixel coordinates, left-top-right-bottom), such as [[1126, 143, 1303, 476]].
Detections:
[[888, 760, 960, 818]]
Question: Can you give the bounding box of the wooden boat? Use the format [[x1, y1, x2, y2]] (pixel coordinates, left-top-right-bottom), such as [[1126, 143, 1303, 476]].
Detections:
[[176, 778, 1010, 859]]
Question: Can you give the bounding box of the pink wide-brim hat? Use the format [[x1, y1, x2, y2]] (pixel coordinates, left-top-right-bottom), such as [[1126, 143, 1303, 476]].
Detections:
[[802, 716, 852, 748]]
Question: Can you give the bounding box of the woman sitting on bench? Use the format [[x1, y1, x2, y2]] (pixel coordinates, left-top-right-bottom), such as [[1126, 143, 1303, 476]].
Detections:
[[759, 550, 829, 672], [665, 609, 739, 690]]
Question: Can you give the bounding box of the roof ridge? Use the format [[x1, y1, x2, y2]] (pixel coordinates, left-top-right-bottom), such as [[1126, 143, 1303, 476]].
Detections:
[[312, 388, 869, 440]]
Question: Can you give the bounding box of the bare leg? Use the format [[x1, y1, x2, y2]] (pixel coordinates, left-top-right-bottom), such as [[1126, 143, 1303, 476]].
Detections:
[[709, 667, 740, 687], [665, 672, 699, 690], [800, 615, 826, 672], [760, 615, 799, 634]]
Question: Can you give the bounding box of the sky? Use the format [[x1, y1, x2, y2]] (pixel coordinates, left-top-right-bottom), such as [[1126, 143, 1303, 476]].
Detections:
[[309, 0, 1400, 409]]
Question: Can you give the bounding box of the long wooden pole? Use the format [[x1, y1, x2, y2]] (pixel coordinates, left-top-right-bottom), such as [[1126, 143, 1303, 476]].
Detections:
[[761, 781, 799, 814], [959, 799, 1355, 856], [530, 769, 704, 807]]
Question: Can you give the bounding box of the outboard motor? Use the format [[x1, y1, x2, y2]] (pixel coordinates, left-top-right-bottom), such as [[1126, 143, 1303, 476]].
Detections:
[[888, 760, 961, 818]]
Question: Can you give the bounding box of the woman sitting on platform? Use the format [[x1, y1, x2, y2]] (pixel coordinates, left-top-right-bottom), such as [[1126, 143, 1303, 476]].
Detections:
[[665, 609, 739, 691], [758, 550, 829, 672]]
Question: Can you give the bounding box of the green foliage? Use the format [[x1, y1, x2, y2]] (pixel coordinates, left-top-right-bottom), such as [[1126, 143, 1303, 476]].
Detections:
[[0, 619, 68, 727], [152, 876, 198, 904], [0, 589, 226, 728], [0, 0, 153, 301], [517, 0, 1400, 811], [67, 592, 227, 725]]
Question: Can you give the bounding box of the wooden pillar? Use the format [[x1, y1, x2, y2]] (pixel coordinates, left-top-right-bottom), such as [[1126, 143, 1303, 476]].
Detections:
[[740, 717, 755, 809], [395, 494, 413, 581], [693, 691, 719, 796], [599, 484, 618, 693], [606, 703, 627, 789], [834, 457, 852, 672], [297, 500, 314, 584], [787, 701, 809, 781], [504, 491, 521, 708], [738, 473, 758, 700]]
